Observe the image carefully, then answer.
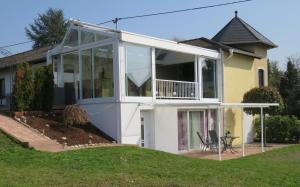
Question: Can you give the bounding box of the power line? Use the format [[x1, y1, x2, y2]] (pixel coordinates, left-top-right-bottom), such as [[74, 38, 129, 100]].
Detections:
[[0, 41, 32, 49], [97, 0, 253, 26], [1, 0, 253, 50]]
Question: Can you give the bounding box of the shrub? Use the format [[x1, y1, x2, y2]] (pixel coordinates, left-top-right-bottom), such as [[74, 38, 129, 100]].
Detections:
[[243, 87, 284, 115], [63, 105, 88, 126], [33, 67, 44, 110], [254, 115, 300, 143], [12, 63, 34, 111], [33, 65, 54, 111]]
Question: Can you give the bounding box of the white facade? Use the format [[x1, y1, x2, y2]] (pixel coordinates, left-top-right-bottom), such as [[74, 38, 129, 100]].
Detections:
[[47, 20, 227, 154]]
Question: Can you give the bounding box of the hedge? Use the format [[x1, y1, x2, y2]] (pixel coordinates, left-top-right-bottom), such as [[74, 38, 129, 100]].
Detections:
[[254, 115, 300, 143]]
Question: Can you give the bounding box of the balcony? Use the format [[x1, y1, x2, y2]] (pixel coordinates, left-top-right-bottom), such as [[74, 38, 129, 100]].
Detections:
[[156, 79, 199, 99]]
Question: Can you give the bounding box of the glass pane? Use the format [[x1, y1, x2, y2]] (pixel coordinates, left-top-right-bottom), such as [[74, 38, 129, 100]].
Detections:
[[63, 29, 78, 48], [126, 44, 152, 96], [82, 49, 93, 99], [95, 33, 110, 41], [93, 45, 114, 97], [155, 49, 195, 82], [52, 55, 61, 87], [189, 111, 205, 149], [208, 110, 217, 131], [81, 31, 95, 45], [63, 51, 79, 104], [178, 111, 188, 151], [202, 59, 218, 98]]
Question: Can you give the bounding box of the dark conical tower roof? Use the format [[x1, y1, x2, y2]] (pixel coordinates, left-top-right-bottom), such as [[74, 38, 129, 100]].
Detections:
[[212, 11, 277, 48]]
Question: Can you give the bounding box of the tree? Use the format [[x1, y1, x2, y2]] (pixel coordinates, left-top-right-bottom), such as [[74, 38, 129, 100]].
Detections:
[[33, 65, 54, 111], [243, 87, 284, 116], [268, 60, 283, 91], [43, 65, 54, 111], [12, 63, 34, 111], [25, 8, 68, 49], [242, 87, 284, 145], [279, 60, 300, 118]]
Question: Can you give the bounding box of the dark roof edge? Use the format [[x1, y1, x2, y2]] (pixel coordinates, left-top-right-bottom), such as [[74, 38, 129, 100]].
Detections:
[[181, 37, 263, 59], [236, 17, 277, 48], [0, 46, 51, 61], [222, 41, 278, 48]]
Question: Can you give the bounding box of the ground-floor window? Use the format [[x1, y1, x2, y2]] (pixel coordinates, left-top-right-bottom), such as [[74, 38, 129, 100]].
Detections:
[[0, 78, 5, 99], [178, 109, 217, 151]]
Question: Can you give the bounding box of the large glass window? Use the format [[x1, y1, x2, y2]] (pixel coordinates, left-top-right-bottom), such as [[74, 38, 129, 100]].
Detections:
[[126, 44, 152, 97], [81, 49, 93, 98], [93, 45, 114, 97], [63, 52, 79, 104], [202, 59, 218, 98]]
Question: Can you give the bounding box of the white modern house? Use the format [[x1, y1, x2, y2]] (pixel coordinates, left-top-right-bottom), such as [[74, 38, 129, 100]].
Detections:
[[0, 14, 278, 158], [47, 20, 223, 154]]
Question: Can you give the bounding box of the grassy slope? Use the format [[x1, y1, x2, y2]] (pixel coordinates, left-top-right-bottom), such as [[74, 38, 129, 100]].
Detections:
[[0, 132, 300, 187]]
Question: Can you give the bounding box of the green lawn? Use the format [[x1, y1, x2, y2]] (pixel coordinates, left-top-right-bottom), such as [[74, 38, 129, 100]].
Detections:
[[1, 131, 300, 187]]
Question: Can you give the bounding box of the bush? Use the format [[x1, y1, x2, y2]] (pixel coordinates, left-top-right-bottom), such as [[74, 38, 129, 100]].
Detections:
[[254, 115, 300, 143], [63, 105, 88, 126], [33, 65, 54, 111], [12, 63, 34, 111]]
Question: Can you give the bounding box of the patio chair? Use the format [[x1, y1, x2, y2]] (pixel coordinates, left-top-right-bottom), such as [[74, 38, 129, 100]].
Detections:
[[209, 130, 224, 152], [197, 131, 210, 151]]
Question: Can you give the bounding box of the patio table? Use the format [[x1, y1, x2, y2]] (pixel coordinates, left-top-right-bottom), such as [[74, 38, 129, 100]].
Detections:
[[221, 136, 239, 153]]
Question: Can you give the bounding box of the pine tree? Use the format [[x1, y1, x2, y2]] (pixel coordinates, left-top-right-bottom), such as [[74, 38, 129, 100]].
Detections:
[[279, 60, 300, 117], [268, 60, 283, 91], [33, 65, 54, 111], [25, 8, 67, 49]]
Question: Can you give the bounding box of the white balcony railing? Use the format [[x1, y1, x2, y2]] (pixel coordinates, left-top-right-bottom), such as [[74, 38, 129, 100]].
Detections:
[[156, 79, 198, 99]]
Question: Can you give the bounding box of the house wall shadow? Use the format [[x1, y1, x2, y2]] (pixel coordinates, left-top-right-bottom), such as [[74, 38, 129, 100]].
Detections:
[[225, 109, 235, 135]]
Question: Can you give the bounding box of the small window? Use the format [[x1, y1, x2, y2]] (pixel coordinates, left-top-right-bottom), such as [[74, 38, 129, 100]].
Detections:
[[258, 69, 265, 88], [0, 79, 5, 99]]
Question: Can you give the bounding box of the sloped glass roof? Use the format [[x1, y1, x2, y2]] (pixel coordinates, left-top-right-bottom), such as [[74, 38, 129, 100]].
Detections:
[[50, 22, 116, 55], [63, 29, 79, 49], [62, 28, 112, 49]]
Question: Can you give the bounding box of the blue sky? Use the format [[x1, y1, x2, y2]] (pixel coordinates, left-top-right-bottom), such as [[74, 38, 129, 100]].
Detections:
[[0, 0, 299, 68]]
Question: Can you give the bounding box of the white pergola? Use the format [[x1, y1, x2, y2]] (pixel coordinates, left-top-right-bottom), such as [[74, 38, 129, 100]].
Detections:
[[217, 103, 279, 161]]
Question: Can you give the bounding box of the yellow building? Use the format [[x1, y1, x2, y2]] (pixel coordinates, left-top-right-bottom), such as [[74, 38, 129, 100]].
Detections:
[[184, 11, 277, 144]]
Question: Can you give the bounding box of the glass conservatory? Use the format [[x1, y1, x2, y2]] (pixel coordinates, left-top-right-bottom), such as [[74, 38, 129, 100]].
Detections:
[[47, 20, 221, 105]]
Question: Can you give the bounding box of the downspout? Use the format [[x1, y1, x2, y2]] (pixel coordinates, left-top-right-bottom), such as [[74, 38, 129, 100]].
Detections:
[[219, 48, 233, 139], [225, 48, 234, 60]]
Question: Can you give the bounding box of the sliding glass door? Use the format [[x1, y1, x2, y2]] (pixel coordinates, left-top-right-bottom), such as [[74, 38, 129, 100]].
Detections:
[[178, 110, 217, 151], [189, 111, 205, 149]]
